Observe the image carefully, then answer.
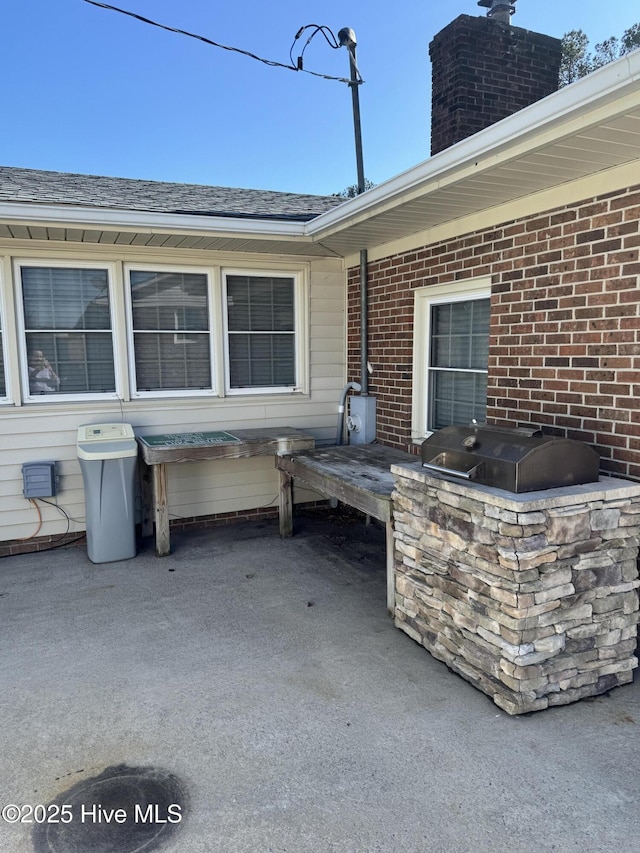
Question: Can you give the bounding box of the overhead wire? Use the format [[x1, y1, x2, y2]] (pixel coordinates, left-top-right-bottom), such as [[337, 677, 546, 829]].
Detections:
[[81, 1, 360, 85]]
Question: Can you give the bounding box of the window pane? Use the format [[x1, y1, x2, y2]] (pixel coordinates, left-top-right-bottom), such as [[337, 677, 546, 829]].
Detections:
[[227, 276, 294, 332], [26, 332, 115, 394], [429, 370, 487, 430], [22, 267, 115, 396], [431, 298, 490, 370], [228, 333, 295, 388], [22, 267, 111, 330], [130, 271, 209, 331], [134, 333, 211, 391]]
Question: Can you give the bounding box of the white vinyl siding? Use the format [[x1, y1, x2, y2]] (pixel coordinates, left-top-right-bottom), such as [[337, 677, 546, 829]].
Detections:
[[0, 250, 344, 545]]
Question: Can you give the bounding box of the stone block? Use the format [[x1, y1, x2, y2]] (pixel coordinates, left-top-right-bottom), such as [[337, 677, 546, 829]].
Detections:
[[546, 512, 591, 545], [555, 670, 598, 690], [623, 590, 639, 614], [493, 691, 549, 715], [572, 568, 598, 592], [498, 549, 558, 572], [534, 633, 566, 655], [564, 636, 596, 654], [591, 594, 625, 614], [517, 511, 547, 526], [513, 648, 564, 666], [622, 560, 640, 582], [590, 508, 621, 530], [498, 671, 550, 692], [594, 629, 622, 647], [538, 603, 592, 627], [557, 537, 602, 558], [534, 583, 575, 604], [500, 625, 555, 646], [485, 505, 519, 524], [539, 565, 573, 588], [498, 522, 524, 537]]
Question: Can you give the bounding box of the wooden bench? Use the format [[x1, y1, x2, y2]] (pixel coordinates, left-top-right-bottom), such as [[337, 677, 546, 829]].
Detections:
[[276, 444, 417, 615], [137, 427, 315, 556]]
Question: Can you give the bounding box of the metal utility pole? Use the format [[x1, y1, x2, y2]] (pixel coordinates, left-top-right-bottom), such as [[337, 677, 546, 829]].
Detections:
[[338, 28, 366, 196], [338, 27, 369, 398], [337, 27, 375, 441]]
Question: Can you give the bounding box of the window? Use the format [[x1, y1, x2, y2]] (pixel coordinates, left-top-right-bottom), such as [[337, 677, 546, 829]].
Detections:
[[429, 298, 489, 429], [18, 264, 116, 399], [12, 260, 307, 403], [127, 268, 213, 396], [412, 278, 491, 439], [224, 272, 298, 392]]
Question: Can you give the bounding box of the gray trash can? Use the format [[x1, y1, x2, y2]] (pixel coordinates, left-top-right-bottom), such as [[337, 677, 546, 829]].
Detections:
[[77, 423, 138, 563]]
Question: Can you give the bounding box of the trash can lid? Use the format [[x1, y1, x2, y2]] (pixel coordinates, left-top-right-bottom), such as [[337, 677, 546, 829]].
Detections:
[[77, 423, 139, 460]]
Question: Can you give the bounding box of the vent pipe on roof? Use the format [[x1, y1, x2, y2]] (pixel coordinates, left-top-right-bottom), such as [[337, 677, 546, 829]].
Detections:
[[477, 0, 517, 25]]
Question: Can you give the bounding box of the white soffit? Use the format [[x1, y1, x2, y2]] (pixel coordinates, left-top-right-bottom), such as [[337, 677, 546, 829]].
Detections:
[[308, 51, 640, 256], [0, 204, 340, 257]]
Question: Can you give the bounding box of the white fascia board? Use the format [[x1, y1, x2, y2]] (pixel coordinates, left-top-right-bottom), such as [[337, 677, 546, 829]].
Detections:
[[307, 50, 640, 239], [0, 202, 310, 240]]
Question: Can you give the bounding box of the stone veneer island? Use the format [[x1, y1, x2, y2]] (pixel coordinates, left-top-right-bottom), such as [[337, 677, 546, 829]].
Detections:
[[391, 462, 640, 714]]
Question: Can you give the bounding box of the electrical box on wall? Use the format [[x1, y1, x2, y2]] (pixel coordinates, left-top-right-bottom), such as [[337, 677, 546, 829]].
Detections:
[[348, 395, 377, 445], [22, 462, 58, 498]]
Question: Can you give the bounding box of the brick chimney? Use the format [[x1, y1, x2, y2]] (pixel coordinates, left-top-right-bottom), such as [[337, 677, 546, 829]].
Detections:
[[429, 3, 562, 155]]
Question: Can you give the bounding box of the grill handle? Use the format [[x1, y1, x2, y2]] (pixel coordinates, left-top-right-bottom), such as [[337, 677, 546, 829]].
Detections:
[[422, 457, 483, 481]]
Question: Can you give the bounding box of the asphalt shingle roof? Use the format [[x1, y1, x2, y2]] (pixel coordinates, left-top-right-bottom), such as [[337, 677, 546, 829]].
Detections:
[[0, 166, 344, 222]]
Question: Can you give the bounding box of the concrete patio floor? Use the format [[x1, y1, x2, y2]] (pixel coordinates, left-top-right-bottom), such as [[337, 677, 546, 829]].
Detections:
[[1, 509, 639, 853]]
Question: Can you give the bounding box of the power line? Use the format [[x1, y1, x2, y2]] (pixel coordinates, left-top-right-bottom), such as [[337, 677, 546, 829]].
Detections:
[[81, 1, 359, 85]]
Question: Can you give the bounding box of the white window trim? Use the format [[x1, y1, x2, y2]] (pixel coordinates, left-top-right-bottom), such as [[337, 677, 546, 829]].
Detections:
[[0, 257, 11, 404], [222, 267, 308, 396], [14, 258, 123, 404], [411, 276, 491, 443], [124, 263, 218, 399]]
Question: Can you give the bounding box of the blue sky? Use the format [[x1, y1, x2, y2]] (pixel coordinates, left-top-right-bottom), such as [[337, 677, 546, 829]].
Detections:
[[3, 1, 638, 196]]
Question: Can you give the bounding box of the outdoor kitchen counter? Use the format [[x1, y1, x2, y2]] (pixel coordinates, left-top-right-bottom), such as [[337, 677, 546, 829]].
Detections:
[[137, 427, 315, 556], [390, 461, 640, 714], [276, 444, 417, 615]]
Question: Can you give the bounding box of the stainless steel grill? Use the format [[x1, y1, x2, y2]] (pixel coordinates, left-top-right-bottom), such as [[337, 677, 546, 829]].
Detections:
[[421, 424, 600, 493]]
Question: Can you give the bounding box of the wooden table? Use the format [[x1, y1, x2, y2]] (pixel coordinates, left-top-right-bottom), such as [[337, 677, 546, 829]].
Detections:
[[276, 444, 417, 615], [137, 427, 315, 556]]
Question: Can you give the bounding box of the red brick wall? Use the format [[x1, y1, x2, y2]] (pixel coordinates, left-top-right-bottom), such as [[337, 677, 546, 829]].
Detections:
[[429, 15, 561, 155], [347, 184, 640, 478]]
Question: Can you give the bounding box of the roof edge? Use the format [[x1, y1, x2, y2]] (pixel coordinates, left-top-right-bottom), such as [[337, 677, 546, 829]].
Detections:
[[308, 49, 640, 239], [0, 201, 311, 239]]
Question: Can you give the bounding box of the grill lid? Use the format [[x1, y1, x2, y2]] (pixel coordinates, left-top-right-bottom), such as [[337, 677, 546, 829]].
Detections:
[[421, 424, 600, 493]]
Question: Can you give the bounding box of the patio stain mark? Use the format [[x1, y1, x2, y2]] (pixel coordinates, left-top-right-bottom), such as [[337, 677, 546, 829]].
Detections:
[[32, 764, 187, 853]]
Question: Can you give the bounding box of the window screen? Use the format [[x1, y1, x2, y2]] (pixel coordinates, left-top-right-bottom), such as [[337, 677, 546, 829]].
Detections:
[[21, 267, 115, 395], [129, 270, 211, 392], [226, 275, 295, 388], [429, 298, 490, 430]]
